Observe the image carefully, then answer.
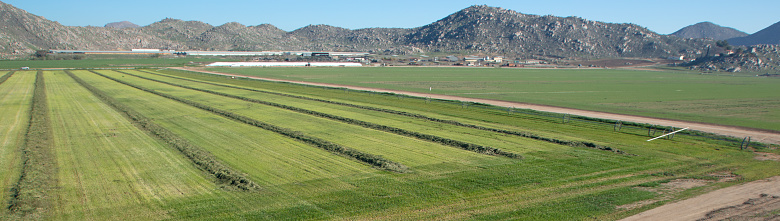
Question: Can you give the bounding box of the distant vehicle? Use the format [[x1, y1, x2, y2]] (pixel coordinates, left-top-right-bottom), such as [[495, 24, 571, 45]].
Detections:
[[20, 67, 29, 70]]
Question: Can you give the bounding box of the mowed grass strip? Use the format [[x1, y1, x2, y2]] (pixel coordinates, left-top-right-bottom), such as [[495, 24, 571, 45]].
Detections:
[[98, 70, 500, 169], [0, 71, 14, 85], [151, 69, 744, 159], [93, 69, 774, 220], [189, 68, 769, 147], [143, 69, 625, 154], [0, 72, 34, 218], [296, 150, 667, 220], [136, 69, 780, 217], [8, 71, 56, 219], [47, 71, 217, 220], [122, 70, 521, 159], [66, 71, 259, 191], [207, 67, 780, 131], [217, 70, 697, 154], [155, 69, 581, 132], [92, 70, 409, 172], [73, 70, 374, 186]]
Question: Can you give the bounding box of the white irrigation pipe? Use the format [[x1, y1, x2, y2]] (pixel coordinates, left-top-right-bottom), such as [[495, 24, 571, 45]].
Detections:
[[647, 127, 689, 141]]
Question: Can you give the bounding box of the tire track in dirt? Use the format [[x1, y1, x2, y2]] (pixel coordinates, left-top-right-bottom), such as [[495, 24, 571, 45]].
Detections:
[[172, 67, 780, 145]]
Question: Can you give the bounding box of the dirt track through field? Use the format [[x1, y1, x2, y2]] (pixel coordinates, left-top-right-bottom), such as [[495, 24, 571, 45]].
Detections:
[[171, 67, 780, 145], [621, 176, 780, 221]]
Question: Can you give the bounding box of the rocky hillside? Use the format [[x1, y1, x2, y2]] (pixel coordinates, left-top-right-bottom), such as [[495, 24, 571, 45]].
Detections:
[[0, 2, 714, 60], [0, 1, 75, 56], [727, 21, 780, 46], [671, 22, 747, 40], [406, 6, 713, 59], [685, 44, 780, 72]]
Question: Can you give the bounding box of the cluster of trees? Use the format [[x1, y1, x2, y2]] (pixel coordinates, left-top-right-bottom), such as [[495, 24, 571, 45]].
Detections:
[[106, 71, 409, 173], [9, 71, 57, 218], [715, 40, 732, 50], [67, 71, 259, 191], [32, 50, 85, 60], [127, 70, 521, 159]]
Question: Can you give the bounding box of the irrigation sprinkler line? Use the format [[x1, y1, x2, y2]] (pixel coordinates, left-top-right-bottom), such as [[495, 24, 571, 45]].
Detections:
[[647, 127, 689, 142]]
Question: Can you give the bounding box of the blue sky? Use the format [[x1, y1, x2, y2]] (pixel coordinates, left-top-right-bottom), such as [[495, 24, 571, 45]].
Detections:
[[5, 0, 779, 34]]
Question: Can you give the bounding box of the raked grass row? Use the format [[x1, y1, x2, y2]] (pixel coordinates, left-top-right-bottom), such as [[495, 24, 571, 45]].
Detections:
[[9, 71, 57, 219], [0, 69, 778, 220], [0, 72, 32, 218]]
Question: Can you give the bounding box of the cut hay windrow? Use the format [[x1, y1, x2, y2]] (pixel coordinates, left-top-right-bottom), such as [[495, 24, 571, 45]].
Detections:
[[122, 70, 522, 159], [144, 69, 626, 155], [65, 71, 259, 191], [0, 71, 15, 86], [89, 70, 409, 173], [8, 71, 57, 218]]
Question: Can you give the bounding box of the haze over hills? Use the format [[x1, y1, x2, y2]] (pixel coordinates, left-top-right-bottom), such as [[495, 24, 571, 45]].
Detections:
[[0, 1, 718, 60], [105, 21, 139, 29], [670, 22, 747, 40], [727, 21, 780, 46]]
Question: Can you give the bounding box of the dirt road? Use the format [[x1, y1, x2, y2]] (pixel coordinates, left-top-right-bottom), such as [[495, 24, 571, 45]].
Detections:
[[621, 176, 780, 221], [171, 67, 780, 145]]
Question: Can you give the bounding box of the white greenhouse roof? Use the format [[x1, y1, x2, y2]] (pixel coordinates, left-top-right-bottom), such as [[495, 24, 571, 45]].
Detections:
[[206, 62, 362, 67]]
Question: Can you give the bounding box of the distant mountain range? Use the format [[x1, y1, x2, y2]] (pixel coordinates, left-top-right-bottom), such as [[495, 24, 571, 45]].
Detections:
[[671, 21, 780, 72], [0, 0, 777, 65], [669, 21, 780, 47], [105, 21, 140, 29], [0, 1, 715, 60], [727, 21, 780, 46], [670, 22, 747, 40]]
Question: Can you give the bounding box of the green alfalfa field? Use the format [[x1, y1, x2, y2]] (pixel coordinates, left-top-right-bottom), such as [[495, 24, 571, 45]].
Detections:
[[1, 68, 778, 220], [207, 67, 780, 132]]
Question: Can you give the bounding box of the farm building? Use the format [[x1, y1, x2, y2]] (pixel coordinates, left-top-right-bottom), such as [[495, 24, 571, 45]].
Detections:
[[463, 56, 483, 62], [183, 51, 286, 56]]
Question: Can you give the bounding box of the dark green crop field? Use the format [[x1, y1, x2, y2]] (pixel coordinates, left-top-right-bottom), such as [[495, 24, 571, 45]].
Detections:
[[1, 69, 778, 220], [207, 67, 780, 131]]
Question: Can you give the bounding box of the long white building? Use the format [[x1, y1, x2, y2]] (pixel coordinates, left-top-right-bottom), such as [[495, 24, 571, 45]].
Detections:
[[206, 62, 362, 67]]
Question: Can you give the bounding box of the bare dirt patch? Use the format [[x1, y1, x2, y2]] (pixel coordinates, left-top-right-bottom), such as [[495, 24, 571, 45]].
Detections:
[[621, 179, 713, 211], [617, 199, 659, 211], [698, 194, 780, 221], [755, 152, 780, 161], [622, 176, 780, 221], [663, 179, 711, 190]]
